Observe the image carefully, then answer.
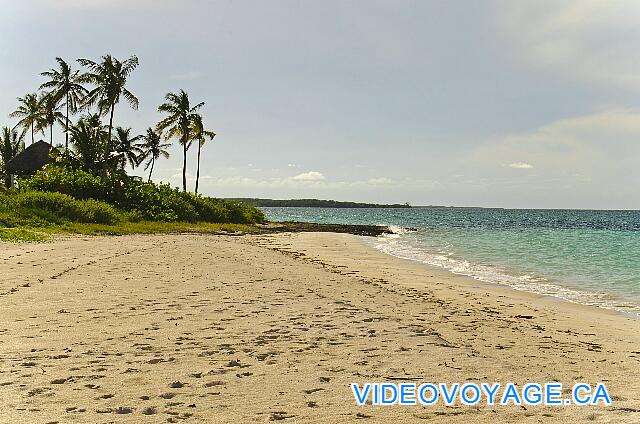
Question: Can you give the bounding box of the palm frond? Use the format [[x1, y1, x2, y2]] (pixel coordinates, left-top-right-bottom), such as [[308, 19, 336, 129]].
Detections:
[[121, 87, 139, 109]]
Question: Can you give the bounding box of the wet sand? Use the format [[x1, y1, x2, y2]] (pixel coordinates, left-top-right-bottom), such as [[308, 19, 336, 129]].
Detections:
[[0, 232, 639, 423]]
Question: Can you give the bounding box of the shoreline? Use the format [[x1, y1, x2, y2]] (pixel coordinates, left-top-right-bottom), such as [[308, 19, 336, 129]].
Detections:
[[250, 232, 640, 419], [257, 231, 639, 325], [358, 234, 635, 321], [1, 231, 639, 422], [362, 234, 640, 320]]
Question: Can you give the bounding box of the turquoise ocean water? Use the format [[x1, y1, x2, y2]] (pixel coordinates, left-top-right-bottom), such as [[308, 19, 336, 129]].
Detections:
[[263, 207, 640, 316]]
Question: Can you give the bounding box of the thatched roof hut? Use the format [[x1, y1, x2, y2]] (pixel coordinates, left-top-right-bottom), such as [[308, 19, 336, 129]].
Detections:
[[5, 140, 54, 176]]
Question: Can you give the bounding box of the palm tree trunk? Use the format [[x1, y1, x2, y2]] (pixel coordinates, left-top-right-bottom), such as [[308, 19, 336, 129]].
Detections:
[[50, 124, 53, 146], [105, 104, 115, 174], [31, 122, 34, 146], [148, 157, 155, 183], [182, 141, 187, 192], [108, 104, 115, 143], [195, 141, 202, 194], [65, 96, 69, 151]]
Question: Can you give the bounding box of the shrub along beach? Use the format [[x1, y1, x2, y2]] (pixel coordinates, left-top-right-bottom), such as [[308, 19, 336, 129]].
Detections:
[[0, 54, 264, 241]]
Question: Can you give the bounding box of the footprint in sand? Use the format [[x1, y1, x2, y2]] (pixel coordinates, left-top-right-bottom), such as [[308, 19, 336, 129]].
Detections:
[[141, 406, 157, 415], [168, 381, 186, 388], [159, 392, 177, 399], [96, 393, 114, 400], [269, 411, 295, 421], [204, 380, 225, 388], [113, 406, 134, 414]]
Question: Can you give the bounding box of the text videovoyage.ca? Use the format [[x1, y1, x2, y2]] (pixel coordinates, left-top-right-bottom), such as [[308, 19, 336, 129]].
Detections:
[[352, 382, 612, 407]]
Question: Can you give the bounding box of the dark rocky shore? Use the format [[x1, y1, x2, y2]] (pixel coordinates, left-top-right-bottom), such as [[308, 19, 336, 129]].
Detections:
[[257, 221, 393, 237]]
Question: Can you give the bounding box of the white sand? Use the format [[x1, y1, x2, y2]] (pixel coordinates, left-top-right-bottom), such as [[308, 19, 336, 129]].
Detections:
[[0, 232, 638, 423]]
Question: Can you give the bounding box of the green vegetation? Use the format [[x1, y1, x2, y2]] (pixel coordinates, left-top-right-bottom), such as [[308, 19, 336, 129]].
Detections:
[[190, 114, 216, 194], [138, 127, 170, 182], [4, 54, 217, 192], [0, 182, 263, 242], [40, 57, 87, 149], [0, 191, 120, 226], [227, 198, 412, 208], [0, 218, 256, 243], [19, 167, 264, 224], [77, 54, 139, 150], [10, 93, 44, 145], [0, 53, 262, 241], [157, 89, 207, 192], [0, 227, 47, 242], [1, 127, 24, 187]]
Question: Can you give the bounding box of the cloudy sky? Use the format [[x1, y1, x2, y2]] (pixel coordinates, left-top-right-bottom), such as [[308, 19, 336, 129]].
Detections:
[[1, 0, 639, 208]]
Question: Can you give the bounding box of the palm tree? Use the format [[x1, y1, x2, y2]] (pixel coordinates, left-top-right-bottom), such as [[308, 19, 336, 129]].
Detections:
[[39, 93, 64, 146], [139, 127, 170, 182], [77, 54, 139, 151], [40, 57, 87, 150], [190, 114, 216, 194], [69, 114, 109, 172], [113, 127, 143, 170], [157, 90, 204, 191], [10, 93, 44, 146], [0, 127, 24, 187]]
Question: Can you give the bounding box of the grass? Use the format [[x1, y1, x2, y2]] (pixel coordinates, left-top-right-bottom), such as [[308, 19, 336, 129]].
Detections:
[[0, 228, 48, 242], [0, 190, 263, 242], [1, 221, 259, 242], [44, 221, 259, 236]]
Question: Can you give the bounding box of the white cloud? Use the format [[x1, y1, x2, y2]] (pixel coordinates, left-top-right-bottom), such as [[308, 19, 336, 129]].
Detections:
[[290, 171, 325, 181], [507, 162, 534, 169], [188, 174, 442, 192], [367, 177, 394, 185], [464, 109, 640, 197], [494, 1, 640, 89]]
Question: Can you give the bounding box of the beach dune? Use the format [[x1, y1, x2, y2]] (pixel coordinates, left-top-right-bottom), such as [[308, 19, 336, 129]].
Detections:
[[0, 232, 638, 423]]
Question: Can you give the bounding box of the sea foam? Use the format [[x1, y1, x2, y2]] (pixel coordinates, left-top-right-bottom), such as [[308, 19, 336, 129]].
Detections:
[[368, 229, 640, 316]]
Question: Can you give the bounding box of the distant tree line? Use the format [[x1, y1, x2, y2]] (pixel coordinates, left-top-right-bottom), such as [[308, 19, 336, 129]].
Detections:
[[226, 198, 411, 208]]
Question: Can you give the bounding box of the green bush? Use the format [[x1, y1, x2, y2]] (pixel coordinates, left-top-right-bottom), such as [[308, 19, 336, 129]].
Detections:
[[17, 166, 265, 224], [21, 166, 107, 199], [4, 191, 121, 225]]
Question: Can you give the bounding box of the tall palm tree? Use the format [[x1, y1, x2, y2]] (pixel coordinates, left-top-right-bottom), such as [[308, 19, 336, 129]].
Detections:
[[113, 127, 143, 170], [9, 93, 44, 146], [39, 93, 64, 146], [77, 54, 139, 150], [40, 57, 87, 150], [157, 90, 204, 191], [0, 127, 24, 187], [139, 127, 170, 182], [190, 114, 216, 194]]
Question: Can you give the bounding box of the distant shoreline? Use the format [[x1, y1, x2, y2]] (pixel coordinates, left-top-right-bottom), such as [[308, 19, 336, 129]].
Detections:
[[225, 198, 411, 208], [227, 199, 640, 211]]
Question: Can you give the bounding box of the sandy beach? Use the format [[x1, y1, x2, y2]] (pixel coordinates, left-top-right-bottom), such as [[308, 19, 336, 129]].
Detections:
[[1, 232, 639, 423]]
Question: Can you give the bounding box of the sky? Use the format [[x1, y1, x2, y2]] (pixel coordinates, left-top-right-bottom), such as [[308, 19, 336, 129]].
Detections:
[[1, 0, 639, 209]]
